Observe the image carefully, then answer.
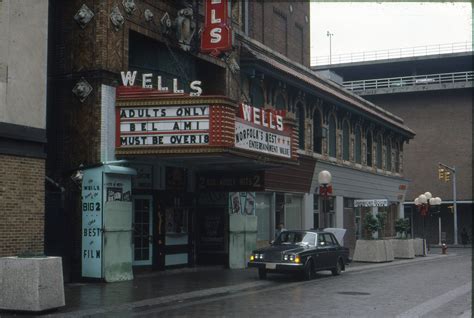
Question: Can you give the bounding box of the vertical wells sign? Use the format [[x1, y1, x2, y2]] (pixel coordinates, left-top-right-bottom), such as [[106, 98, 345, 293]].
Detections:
[[200, 0, 232, 56]]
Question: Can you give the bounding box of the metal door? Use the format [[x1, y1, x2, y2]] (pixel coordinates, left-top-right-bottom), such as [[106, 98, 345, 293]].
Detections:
[[133, 196, 153, 265]]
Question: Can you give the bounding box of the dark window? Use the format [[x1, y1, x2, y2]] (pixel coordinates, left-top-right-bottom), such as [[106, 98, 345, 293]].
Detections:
[[296, 103, 305, 149], [251, 81, 264, 108], [313, 110, 322, 154], [366, 131, 373, 167], [343, 121, 350, 161], [395, 142, 400, 173], [377, 135, 383, 169], [355, 127, 362, 164], [275, 94, 286, 110], [328, 115, 336, 157], [386, 139, 392, 171]]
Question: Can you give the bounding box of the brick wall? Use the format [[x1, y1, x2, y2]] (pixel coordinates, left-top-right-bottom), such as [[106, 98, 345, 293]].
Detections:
[[249, 1, 310, 67], [0, 155, 45, 256]]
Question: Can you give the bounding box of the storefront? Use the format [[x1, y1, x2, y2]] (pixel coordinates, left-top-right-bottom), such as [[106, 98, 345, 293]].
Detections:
[[79, 83, 301, 279]]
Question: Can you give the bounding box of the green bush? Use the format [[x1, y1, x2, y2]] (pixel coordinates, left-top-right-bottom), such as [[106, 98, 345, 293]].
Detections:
[[364, 213, 380, 239], [395, 218, 410, 238]]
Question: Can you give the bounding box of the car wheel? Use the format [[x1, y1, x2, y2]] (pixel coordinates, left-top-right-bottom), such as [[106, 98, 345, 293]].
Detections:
[[331, 259, 342, 276], [302, 260, 314, 281], [258, 268, 267, 280]]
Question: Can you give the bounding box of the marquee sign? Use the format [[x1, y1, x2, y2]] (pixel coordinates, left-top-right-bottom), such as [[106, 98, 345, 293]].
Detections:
[[117, 105, 210, 147], [200, 0, 232, 56]]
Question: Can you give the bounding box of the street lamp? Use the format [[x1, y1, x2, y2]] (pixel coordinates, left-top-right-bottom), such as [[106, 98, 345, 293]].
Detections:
[[326, 31, 334, 64], [415, 192, 442, 256], [318, 170, 332, 228]]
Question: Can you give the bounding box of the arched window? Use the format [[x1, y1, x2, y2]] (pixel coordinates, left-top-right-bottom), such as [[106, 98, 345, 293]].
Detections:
[[328, 114, 337, 157], [275, 94, 286, 110], [342, 120, 350, 161], [296, 103, 305, 150], [251, 81, 264, 108], [395, 142, 400, 173], [366, 131, 373, 167], [376, 134, 383, 169], [386, 138, 392, 171], [313, 110, 322, 154], [355, 126, 362, 164]]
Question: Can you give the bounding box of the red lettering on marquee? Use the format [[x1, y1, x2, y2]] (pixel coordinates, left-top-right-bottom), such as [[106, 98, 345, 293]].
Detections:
[[200, 0, 232, 56], [238, 103, 285, 131]]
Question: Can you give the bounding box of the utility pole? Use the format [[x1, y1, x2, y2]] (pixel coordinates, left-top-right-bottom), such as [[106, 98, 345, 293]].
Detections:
[[327, 31, 334, 64], [438, 162, 458, 245]]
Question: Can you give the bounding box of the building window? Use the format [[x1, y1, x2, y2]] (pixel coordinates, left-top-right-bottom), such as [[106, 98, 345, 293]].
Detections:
[[328, 114, 337, 157], [275, 93, 286, 110], [343, 120, 350, 161], [386, 138, 392, 171], [313, 110, 322, 154], [256, 193, 272, 243], [355, 126, 362, 164], [273, 8, 287, 56], [366, 131, 373, 167], [377, 134, 383, 169], [296, 103, 305, 150], [395, 142, 400, 173], [250, 80, 264, 108]]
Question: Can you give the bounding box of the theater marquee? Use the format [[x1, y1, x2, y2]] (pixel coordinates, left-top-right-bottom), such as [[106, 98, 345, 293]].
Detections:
[[118, 105, 210, 147]]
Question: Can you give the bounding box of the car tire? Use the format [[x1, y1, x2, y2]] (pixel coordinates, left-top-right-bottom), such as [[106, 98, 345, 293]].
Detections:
[[258, 268, 267, 280], [331, 258, 343, 276], [302, 260, 314, 281]]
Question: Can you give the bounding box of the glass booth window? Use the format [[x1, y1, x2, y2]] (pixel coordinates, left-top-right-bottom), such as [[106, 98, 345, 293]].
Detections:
[[285, 194, 303, 230], [256, 193, 272, 242], [166, 208, 188, 234]]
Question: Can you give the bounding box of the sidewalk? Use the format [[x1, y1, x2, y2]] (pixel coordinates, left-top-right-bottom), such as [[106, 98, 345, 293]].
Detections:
[[0, 249, 462, 317]]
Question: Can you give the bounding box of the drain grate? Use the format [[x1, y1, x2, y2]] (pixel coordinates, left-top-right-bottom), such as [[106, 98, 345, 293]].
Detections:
[[337, 291, 371, 296]]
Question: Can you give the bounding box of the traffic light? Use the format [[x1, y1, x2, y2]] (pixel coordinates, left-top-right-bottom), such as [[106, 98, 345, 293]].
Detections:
[[438, 167, 445, 180], [444, 170, 451, 182]]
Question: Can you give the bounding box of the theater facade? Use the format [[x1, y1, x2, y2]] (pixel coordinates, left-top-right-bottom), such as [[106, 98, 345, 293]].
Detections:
[[46, 0, 414, 281]]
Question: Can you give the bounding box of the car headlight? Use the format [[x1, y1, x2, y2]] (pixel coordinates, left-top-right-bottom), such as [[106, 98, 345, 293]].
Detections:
[[284, 255, 288, 261], [295, 256, 301, 263], [250, 255, 255, 261], [289, 255, 295, 261]]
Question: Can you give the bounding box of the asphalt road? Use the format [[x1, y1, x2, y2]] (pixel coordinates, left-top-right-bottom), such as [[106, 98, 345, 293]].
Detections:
[[132, 249, 471, 318]]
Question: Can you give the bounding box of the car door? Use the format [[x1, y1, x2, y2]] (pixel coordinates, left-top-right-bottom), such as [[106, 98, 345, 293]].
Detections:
[[324, 233, 338, 268], [316, 233, 330, 269]]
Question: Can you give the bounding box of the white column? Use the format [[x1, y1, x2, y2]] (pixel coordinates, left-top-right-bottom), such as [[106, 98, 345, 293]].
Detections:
[[303, 193, 314, 230], [398, 203, 404, 219]]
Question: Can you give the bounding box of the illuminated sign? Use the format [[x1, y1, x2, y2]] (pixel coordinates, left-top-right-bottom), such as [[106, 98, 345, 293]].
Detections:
[[239, 103, 284, 131], [117, 105, 210, 147], [120, 71, 203, 96], [200, 0, 232, 56]]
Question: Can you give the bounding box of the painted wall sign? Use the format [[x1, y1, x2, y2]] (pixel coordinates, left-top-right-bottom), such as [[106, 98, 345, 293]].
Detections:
[[117, 105, 210, 147], [235, 118, 291, 159], [197, 171, 264, 191], [120, 71, 203, 96], [200, 0, 232, 55], [354, 199, 389, 207], [82, 169, 103, 278]]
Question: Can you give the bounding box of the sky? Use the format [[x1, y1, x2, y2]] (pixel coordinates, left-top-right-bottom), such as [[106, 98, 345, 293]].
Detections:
[[310, 1, 473, 65]]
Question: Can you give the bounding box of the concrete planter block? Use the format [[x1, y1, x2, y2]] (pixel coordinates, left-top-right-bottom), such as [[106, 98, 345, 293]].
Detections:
[[0, 256, 65, 312], [353, 240, 394, 263], [391, 239, 415, 259], [413, 238, 428, 256]]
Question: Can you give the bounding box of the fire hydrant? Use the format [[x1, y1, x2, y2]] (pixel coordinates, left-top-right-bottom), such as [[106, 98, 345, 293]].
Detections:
[[441, 243, 448, 254]]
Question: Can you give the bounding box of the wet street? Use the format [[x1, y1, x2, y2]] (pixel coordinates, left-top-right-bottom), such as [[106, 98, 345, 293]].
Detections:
[[130, 248, 471, 318], [54, 248, 470, 318]]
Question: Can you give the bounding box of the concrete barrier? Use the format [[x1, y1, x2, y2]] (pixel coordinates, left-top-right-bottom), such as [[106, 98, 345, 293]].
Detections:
[[391, 239, 415, 259], [413, 238, 428, 256], [353, 240, 394, 263], [0, 256, 65, 312]]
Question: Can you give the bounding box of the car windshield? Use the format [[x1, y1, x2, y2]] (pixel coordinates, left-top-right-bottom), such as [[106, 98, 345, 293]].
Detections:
[[275, 231, 316, 246]]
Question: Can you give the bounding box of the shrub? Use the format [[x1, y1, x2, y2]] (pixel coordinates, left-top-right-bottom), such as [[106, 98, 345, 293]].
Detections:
[[364, 213, 380, 239], [395, 218, 410, 238]]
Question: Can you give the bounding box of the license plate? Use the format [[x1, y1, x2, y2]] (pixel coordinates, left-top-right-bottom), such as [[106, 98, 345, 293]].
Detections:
[[265, 263, 276, 269]]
